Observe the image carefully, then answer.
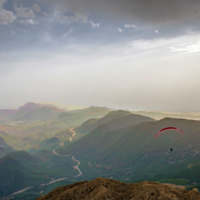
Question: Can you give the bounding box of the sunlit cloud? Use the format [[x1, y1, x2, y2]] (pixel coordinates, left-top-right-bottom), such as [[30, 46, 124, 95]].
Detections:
[[170, 41, 200, 53], [89, 20, 99, 27], [25, 19, 37, 25], [124, 24, 138, 28], [117, 28, 123, 32]]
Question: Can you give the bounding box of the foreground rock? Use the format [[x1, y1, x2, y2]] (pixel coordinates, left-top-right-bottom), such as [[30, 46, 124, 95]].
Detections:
[[35, 177, 200, 200]]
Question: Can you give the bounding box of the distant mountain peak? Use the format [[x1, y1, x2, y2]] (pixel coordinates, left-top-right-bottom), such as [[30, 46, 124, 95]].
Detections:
[[107, 110, 132, 116], [89, 106, 110, 110], [18, 102, 43, 111]]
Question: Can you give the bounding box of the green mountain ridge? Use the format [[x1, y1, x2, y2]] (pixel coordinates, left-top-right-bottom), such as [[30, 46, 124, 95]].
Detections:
[[56, 117, 200, 182], [1, 107, 200, 199], [75, 110, 155, 134], [17, 106, 66, 122], [40, 137, 61, 149], [75, 110, 132, 134], [60, 111, 156, 157], [56, 106, 111, 126], [0, 147, 14, 159], [0, 151, 40, 197]]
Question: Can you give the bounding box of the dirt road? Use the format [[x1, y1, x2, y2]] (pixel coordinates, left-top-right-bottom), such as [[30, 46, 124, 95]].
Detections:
[[69, 128, 76, 142], [53, 128, 82, 177]]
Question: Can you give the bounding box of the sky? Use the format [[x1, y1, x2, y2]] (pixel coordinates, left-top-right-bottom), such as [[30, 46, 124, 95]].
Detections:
[[1, 0, 200, 111]]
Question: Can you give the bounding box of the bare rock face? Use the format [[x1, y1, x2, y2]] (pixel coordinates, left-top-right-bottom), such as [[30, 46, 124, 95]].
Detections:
[[35, 177, 200, 200]]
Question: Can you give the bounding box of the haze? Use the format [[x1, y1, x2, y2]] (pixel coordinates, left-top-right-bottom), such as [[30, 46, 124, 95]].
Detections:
[[1, 0, 200, 111]]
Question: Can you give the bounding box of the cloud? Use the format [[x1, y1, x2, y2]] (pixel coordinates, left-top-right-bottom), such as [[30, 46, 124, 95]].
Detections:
[[56, 13, 69, 23], [33, 4, 40, 12], [0, 0, 6, 10], [0, 0, 16, 24], [155, 30, 159, 34], [121, 33, 200, 56], [62, 28, 73, 38], [26, 19, 37, 25], [43, 12, 49, 17], [15, 6, 35, 18], [41, 0, 89, 23], [170, 41, 200, 53], [89, 20, 99, 27], [0, 9, 16, 24], [42, 0, 200, 26], [117, 28, 123, 32], [70, 11, 88, 23], [124, 24, 138, 28], [11, 30, 15, 34], [55, 8, 88, 24]]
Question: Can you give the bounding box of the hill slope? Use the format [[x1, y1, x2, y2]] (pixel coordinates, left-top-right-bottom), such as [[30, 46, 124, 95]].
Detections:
[[9, 102, 44, 121], [18, 106, 65, 121], [75, 110, 155, 134], [63, 118, 200, 159], [57, 106, 111, 126], [40, 137, 60, 149], [0, 151, 39, 197], [0, 136, 9, 148], [0, 147, 13, 159], [0, 109, 17, 121], [57, 118, 200, 183], [35, 177, 200, 200]]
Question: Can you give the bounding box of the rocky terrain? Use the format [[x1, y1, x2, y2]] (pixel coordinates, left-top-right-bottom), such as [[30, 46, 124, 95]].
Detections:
[[35, 177, 200, 200]]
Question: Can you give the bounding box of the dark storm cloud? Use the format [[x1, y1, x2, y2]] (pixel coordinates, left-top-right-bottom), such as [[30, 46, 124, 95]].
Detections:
[[45, 0, 200, 25]]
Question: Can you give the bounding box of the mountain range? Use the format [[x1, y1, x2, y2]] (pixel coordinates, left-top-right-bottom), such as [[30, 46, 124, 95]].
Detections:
[[0, 102, 64, 122], [0, 103, 200, 199], [0, 103, 111, 124], [56, 116, 200, 185], [75, 110, 155, 134], [56, 106, 111, 126]]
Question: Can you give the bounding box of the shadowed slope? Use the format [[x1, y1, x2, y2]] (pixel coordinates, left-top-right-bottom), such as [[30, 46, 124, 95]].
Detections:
[[0, 151, 38, 197], [35, 177, 200, 200], [0, 147, 13, 159], [0, 137, 9, 148], [75, 110, 155, 134], [60, 117, 200, 168], [17, 106, 65, 121]]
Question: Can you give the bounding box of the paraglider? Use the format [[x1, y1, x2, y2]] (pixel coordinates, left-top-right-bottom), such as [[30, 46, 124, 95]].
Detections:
[[155, 127, 184, 152], [155, 127, 184, 139]]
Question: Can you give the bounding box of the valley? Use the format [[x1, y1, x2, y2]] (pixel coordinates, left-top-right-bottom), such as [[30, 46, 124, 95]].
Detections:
[[2, 0, 200, 198], [0, 102, 200, 199]]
